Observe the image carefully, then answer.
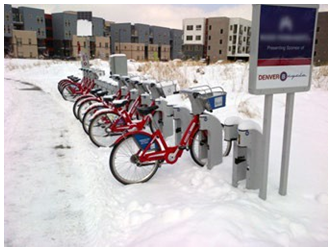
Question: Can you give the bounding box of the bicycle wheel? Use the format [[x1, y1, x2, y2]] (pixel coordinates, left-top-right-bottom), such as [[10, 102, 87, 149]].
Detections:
[[110, 134, 160, 185], [149, 111, 161, 133], [73, 95, 92, 119], [61, 83, 80, 102], [77, 98, 100, 121], [88, 110, 120, 147], [190, 130, 208, 167], [190, 129, 232, 167], [82, 104, 108, 134]]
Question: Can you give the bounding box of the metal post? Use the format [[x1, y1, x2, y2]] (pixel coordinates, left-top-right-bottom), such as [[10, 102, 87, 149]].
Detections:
[[259, 94, 273, 200], [279, 92, 295, 196]]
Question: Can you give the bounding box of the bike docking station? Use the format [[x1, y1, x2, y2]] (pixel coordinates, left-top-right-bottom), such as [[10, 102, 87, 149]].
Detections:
[[245, 4, 319, 200], [110, 54, 128, 76], [181, 86, 227, 169], [151, 82, 177, 138]]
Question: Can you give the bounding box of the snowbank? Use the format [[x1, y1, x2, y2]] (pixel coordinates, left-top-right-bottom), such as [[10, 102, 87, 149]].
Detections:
[[4, 59, 328, 247]]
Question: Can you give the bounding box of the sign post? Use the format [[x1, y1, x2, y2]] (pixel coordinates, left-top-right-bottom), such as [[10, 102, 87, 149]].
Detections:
[[249, 4, 319, 200]]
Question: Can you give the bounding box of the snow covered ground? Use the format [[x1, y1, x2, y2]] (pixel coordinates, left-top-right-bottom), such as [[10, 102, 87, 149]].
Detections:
[[4, 59, 328, 246]]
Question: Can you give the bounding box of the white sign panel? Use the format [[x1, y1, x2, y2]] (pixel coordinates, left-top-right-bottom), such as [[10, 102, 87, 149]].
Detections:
[[249, 4, 319, 95], [77, 19, 92, 37]]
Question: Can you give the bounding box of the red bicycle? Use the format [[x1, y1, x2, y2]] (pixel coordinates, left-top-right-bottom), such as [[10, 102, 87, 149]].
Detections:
[[109, 85, 227, 184], [88, 81, 175, 147]]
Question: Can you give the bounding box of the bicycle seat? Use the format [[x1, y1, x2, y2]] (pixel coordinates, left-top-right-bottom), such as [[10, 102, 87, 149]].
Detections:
[[103, 95, 116, 102], [90, 88, 103, 94], [136, 105, 159, 116], [95, 91, 108, 97], [113, 99, 128, 108]]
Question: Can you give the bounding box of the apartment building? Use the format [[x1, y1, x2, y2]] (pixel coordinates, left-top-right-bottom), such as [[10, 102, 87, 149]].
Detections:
[[4, 4, 13, 55], [110, 23, 182, 61], [183, 17, 251, 62], [5, 4, 180, 61], [206, 17, 230, 62], [182, 18, 206, 60], [170, 29, 183, 59], [314, 12, 328, 66], [52, 12, 77, 57], [227, 18, 251, 60], [11, 30, 38, 58], [45, 14, 54, 57]]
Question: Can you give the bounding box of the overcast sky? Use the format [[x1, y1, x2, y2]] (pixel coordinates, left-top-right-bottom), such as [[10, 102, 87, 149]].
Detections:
[[11, 4, 328, 30]]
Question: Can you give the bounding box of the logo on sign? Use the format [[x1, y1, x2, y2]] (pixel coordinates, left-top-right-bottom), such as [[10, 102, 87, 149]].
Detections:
[[279, 16, 293, 32], [280, 72, 288, 81]]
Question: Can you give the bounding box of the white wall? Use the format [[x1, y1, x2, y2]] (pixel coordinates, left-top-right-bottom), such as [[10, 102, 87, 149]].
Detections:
[[183, 18, 205, 45]]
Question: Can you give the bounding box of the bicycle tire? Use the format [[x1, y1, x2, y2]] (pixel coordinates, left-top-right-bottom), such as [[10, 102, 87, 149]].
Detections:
[[109, 134, 160, 185], [88, 110, 120, 147]]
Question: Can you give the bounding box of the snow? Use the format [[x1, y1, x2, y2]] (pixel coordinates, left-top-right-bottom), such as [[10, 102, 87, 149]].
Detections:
[[4, 58, 328, 247], [238, 120, 262, 133]]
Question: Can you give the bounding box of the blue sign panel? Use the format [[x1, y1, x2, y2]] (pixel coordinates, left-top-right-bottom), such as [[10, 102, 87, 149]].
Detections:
[[258, 5, 316, 66]]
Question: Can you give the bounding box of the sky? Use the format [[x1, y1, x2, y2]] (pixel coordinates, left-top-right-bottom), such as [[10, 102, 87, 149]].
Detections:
[[10, 4, 329, 30]]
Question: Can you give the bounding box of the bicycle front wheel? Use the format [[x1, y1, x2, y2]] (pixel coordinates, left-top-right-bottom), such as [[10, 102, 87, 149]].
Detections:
[[110, 134, 160, 185], [88, 110, 120, 147]]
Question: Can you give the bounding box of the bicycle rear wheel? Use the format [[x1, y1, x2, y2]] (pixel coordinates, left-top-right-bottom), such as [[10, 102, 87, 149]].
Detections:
[[190, 129, 232, 167], [110, 134, 160, 185]]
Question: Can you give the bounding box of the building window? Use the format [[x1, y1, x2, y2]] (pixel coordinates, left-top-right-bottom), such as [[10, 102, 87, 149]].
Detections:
[[230, 25, 233, 31], [244, 26, 247, 32], [229, 36, 232, 41], [317, 27, 320, 32], [105, 43, 108, 48], [314, 51, 317, 56], [208, 35, 211, 40], [30, 52, 33, 58], [209, 25, 211, 30], [196, 35, 201, 41], [315, 39, 318, 44], [208, 46, 210, 50], [186, 35, 193, 41], [115, 46, 118, 51], [99, 42, 102, 47], [220, 29, 223, 34], [5, 13, 10, 21], [243, 37, 246, 42], [29, 38, 31, 45], [16, 38, 22, 46], [186, 25, 193, 31], [219, 50, 222, 55], [229, 46, 231, 51], [220, 39, 222, 44], [196, 25, 202, 30]]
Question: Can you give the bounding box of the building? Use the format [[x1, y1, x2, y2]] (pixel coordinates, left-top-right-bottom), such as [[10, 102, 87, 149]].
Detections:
[[4, 4, 181, 61], [45, 14, 54, 57], [110, 22, 182, 61], [182, 17, 251, 62], [11, 30, 38, 58], [227, 18, 251, 61], [170, 29, 183, 60], [16, 6, 46, 56], [52, 12, 77, 57], [182, 18, 206, 60], [206, 17, 230, 62], [314, 12, 328, 66], [4, 4, 13, 55]]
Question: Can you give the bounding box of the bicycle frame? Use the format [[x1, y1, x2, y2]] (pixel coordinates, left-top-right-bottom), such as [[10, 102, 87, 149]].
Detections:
[[109, 99, 155, 133], [116, 115, 200, 165]]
